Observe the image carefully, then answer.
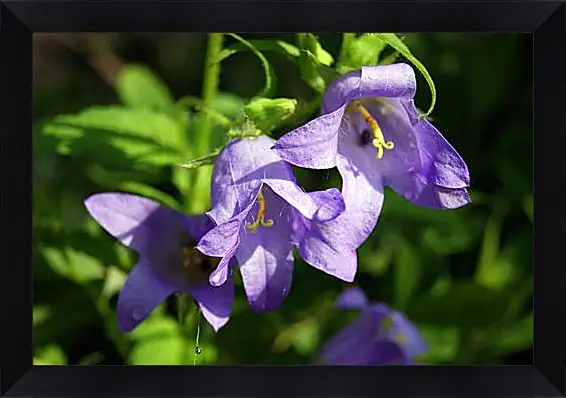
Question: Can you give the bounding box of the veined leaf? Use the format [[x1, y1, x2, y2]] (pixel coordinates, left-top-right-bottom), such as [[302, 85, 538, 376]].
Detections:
[[42, 106, 186, 166]]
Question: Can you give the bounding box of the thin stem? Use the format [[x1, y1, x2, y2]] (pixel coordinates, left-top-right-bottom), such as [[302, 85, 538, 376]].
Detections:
[[193, 310, 202, 366], [196, 33, 224, 156], [189, 33, 224, 214]]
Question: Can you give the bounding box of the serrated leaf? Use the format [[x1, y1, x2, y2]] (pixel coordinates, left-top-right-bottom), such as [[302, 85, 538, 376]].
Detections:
[[116, 64, 175, 110], [225, 34, 276, 98], [375, 33, 436, 116]]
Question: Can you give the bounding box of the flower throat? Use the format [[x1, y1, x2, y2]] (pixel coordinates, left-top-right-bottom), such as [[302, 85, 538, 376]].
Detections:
[[350, 100, 395, 159], [246, 189, 274, 233]]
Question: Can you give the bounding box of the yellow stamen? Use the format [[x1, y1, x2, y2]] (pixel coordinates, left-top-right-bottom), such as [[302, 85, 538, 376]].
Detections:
[[245, 190, 274, 233], [352, 100, 395, 159]]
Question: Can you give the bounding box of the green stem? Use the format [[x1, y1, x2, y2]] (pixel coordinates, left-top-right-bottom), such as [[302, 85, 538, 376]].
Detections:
[[196, 33, 224, 156], [189, 33, 224, 214]]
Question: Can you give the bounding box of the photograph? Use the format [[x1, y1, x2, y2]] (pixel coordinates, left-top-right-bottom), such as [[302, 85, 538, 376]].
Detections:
[[32, 32, 533, 366]]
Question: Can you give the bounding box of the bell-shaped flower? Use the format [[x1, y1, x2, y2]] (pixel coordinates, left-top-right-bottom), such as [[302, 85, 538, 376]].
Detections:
[[196, 135, 347, 312], [84, 193, 233, 332], [318, 287, 427, 365], [273, 63, 471, 252]]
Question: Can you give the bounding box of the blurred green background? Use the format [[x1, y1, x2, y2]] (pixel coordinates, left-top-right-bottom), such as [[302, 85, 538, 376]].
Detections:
[[32, 33, 533, 366]]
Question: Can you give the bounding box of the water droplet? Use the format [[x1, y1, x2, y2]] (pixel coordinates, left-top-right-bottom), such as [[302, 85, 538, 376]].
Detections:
[[132, 307, 145, 321], [195, 346, 202, 355]]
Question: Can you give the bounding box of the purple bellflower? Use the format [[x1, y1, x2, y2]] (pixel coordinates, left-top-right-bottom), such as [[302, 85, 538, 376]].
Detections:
[[273, 63, 471, 252], [318, 287, 427, 365], [196, 135, 349, 312], [85, 193, 233, 332]]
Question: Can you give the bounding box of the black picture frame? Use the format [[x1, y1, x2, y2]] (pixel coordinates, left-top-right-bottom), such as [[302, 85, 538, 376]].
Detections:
[[1, 0, 564, 396]]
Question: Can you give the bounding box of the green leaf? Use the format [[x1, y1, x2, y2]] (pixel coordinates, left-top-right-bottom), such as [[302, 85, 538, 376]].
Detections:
[[393, 237, 421, 310], [129, 315, 185, 364], [338, 33, 387, 72], [41, 246, 105, 284], [243, 97, 298, 133], [523, 195, 533, 223], [475, 201, 513, 290], [116, 64, 175, 110], [296, 33, 334, 66], [34, 344, 67, 365], [489, 315, 533, 356], [405, 282, 511, 329], [375, 33, 437, 116], [101, 266, 127, 300], [417, 326, 460, 364], [43, 106, 185, 166], [296, 34, 336, 93], [116, 181, 181, 211], [225, 34, 276, 98]]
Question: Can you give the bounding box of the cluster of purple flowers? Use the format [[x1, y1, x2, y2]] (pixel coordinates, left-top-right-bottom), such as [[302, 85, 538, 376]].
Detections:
[[85, 64, 470, 364]]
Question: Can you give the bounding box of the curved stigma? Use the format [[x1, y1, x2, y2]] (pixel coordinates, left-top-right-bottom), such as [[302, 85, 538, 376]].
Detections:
[[352, 100, 395, 159], [245, 189, 274, 233]]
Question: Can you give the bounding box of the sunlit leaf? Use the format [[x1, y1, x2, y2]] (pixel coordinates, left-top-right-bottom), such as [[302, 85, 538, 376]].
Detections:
[[34, 344, 67, 365], [43, 106, 185, 166], [116, 64, 175, 110], [338, 33, 387, 72], [101, 266, 127, 300], [41, 246, 105, 284]]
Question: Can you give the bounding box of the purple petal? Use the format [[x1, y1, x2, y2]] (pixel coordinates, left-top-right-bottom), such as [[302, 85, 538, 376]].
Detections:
[[389, 310, 428, 358], [271, 105, 344, 170], [322, 64, 416, 114], [408, 185, 471, 210], [367, 341, 410, 365], [336, 286, 369, 310], [362, 98, 423, 184], [84, 193, 185, 259], [209, 136, 321, 222], [188, 278, 234, 332], [312, 188, 346, 222], [358, 99, 470, 209], [401, 99, 470, 189], [294, 143, 385, 282], [237, 188, 294, 312], [318, 309, 387, 365], [185, 214, 216, 241], [116, 258, 175, 332], [196, 219, 241, 287]]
